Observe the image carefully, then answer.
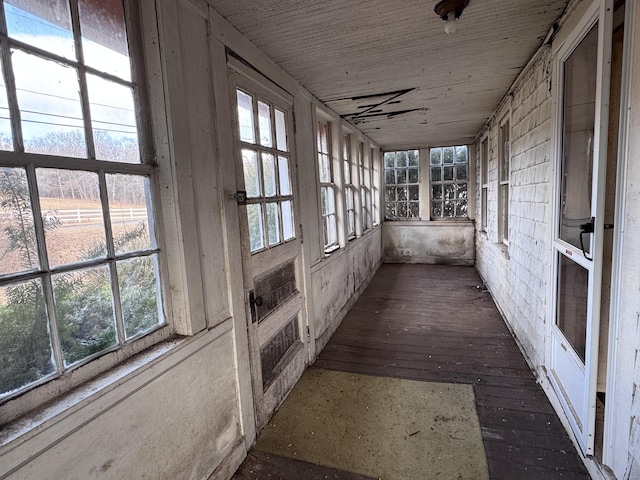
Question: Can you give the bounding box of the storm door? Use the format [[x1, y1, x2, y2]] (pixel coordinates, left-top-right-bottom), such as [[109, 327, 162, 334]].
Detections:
[[549, 0, 612, 456], [228, 62, 308, 430]]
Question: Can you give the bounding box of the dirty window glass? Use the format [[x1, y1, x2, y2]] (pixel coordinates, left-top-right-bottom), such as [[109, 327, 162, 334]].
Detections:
[[384, 150, 419, 220], [430, 146, 468, 219]]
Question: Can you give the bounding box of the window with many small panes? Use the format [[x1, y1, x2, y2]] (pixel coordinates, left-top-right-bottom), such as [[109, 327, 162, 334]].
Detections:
[[317, 121, 338, 251], [343, 134, 356, 239], [236, 89, 295, 253], [384, 150, 419, 219], [430, 146, 468, 218]]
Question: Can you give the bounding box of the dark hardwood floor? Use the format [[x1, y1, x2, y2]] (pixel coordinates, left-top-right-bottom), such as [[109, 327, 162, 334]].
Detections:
[[233, 264, 590, 480]]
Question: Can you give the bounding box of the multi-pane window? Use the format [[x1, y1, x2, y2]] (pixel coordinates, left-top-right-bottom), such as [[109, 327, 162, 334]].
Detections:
[[430, 146, 468, 218], [384, 150, 419, 219], [481, 138, 489, 231], [236, 90, 294, 253], [499, 120, 510, 243], [371, 148, 380, 226], [0, 0, 163, 399], [357, 143, 369, 230], [316, 122, 338, 251], [343, 134, 356, 239]]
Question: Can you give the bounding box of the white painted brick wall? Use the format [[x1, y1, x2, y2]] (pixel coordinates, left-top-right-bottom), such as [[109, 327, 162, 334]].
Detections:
[[476, 7, 640, 477], [475, 46, 552, 367]]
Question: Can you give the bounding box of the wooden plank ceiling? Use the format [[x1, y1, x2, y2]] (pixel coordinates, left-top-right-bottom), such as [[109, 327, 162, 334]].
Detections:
[[207, 0, 569, 150]]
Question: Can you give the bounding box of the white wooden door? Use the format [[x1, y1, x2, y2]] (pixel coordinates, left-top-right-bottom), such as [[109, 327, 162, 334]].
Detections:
[[228, 62, 308, 430], [549, 0, 612, 456]]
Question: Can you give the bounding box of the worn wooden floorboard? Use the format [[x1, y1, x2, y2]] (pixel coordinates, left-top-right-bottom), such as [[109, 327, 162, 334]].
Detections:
[[232, 264, 589, 480], [231, 451, 378, 480]]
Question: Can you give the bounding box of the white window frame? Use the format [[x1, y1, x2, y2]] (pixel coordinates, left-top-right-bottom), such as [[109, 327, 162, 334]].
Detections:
[[429, 145, 469, 219], [480, 136, 489, 232], [316, 120, 338, 252], [342, 133, 356, 239], [498, 116, 511, 244], [383, 150, 420, 220], [0, 0, 173, 418], [357, 141, 369, 232], [370, 147, 381, 226]]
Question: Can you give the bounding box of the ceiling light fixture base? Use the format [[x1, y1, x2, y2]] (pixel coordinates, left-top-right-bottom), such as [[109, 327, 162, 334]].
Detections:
[[434, 0, 469, 20]]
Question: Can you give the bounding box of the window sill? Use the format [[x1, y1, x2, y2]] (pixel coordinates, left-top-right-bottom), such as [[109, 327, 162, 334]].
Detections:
[[324, 244, 340, 255], [383, 219, 475, 227], [0, 322, 230, 451], [496, 241, 510, 259]]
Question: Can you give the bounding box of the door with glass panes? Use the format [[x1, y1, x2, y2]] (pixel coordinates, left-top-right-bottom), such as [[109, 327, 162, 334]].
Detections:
[[549, 0, 612, 456], [228, 63, 308, 429]]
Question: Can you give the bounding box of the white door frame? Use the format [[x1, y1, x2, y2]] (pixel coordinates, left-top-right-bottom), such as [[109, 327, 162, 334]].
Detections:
[[548, 0, 613, 456], [602, 0, 634, 468]]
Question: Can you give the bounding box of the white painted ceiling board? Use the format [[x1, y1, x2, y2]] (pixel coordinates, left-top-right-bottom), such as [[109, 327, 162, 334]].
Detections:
[[207, 0, 569, 149]]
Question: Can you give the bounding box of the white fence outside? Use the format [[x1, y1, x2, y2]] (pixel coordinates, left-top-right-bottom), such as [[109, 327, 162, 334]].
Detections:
[[46, 208, 148, 225], [0, 209, 147, 225]]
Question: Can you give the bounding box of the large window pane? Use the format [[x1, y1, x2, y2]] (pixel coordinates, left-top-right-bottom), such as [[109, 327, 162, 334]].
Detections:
[[118, 255, 162, 339], [408, 203, 419, 217], [13, 51, 86, 156], [37, 169, 106, 267], [258, 101, 272, 148], [0, 279, 55, 396], [262, 153, 276, 197], [0, 167, 39, 274], [430, 148, 442, 165], [107, 174, 153, 254], [385, 186, 395, 202], [266, 202, 280, 246], [275, 109, 287, 152], [385, 169, 395, 185], [326, 214, 337, 245], [443, 147, 454, 164], [281, 200, 294, 241], [5, 2, 75, 60], [0, 0, 163, 401], [237, 90, 255, 144], [455, 146, 467, 163], [278, 156, 292, 196], [408, 150, 419, 166], [0, 52, 13, 150], [247, 203, 264, 252], [559, 24, 598, 252], [430, 146, 468, 218], [53, 265, 117, 367], [243, 149, 260, 198], [384, 150, 419, 220], [556, 253, 588, 362], [396, 151, 407, 167], [87, 75, 140, 163], [78, 0, 131, 81]]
